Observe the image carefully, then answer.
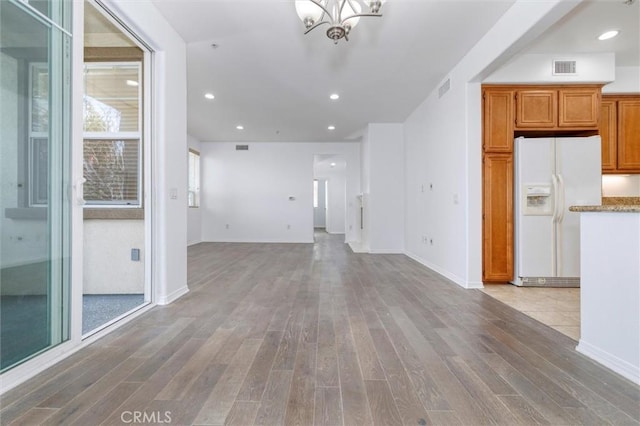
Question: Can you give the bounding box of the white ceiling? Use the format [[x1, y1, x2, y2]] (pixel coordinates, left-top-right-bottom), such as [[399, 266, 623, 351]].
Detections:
[[149, 0, 639, 143]]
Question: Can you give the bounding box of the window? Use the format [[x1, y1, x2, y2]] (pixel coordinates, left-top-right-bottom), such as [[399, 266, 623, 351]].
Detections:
[[29, 63, 49, 206], [83, 62, 142, 206], [188, 149, 200, 208]]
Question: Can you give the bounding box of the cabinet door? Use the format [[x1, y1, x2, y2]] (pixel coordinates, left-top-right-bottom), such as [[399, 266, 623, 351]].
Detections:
[[617, 99, 640, 172], [599, 100, 617, 171], [483, 154, 513, 282], [483, 89, 514, 152], [516, 90, 557, 128], [559, 88, 600, 128]]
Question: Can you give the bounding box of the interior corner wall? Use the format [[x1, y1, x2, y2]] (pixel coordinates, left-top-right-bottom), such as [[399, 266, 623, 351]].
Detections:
[[103, 0, 189, 305], [200, 142, 360, 244], [604, 66, 640, 93], [366, 123, 405, 253], [403, 0, 578, 288], [187, 134, 202, 246]]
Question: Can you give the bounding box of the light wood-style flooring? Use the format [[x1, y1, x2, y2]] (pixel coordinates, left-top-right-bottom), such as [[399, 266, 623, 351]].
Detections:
[[1, 232, 639, 425]]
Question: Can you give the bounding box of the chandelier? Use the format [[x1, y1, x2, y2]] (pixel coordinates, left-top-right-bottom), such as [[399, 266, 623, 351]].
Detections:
[[294, 0, 386, 44]]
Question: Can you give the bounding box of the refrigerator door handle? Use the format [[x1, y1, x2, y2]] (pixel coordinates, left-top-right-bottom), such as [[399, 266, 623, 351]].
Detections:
[[551, 174, 559, 223], [557, 174, 566, 224]]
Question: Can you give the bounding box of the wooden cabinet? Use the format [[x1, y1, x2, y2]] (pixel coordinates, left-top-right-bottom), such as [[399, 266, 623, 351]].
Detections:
[[599, 96, 640, 173], [483, 89, 515, 152], [515, 86, 600, 130], [600, 100, 617, 171], [617, 99, 640, 171], [516, 89, 557, 128], [482, 84, 602, 283], [482, 154, 513, 282], [559, 88, 600, 128]]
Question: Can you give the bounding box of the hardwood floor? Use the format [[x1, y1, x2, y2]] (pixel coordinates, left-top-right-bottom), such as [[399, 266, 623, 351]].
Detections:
[[1, 232, 639, 425]]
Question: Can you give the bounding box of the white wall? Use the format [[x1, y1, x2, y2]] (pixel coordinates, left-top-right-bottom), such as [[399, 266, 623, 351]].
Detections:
[[578, 212, 640, 384], [366, 123, 405, 253], [604, 66, 640, 93], [403, 0, 580, 288], [187, 134, 202, 246], [201, 142, 360, 244], [83, 220, 145, 294], [602, 175, 640, 197], [484, 52, 615, 84], [104, 0, 188, 305]]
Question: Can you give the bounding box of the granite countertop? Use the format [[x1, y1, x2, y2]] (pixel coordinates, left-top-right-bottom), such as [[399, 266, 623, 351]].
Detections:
[[570, 205, 640, 212], [573, 196, 640, 212]]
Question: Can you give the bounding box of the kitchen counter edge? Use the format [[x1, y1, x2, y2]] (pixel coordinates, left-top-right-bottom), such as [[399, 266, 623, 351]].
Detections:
[[569, 205, 640, 212]]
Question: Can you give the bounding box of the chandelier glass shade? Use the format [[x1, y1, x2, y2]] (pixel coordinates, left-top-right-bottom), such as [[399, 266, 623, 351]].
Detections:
[[295, 0, 386, 44]]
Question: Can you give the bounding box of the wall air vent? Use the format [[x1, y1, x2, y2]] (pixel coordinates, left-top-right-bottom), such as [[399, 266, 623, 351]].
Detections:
[[438, 78, 451, 98], [235, 144, 249, 151], [553, 60, 577, 75]]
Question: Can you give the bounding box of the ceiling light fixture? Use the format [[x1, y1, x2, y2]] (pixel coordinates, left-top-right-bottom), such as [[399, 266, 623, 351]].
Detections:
[[598, 30, 619, 40], [330, 162, 337, 167], [328, 125, 336, 130], [236, 125, 244, 130], [204, 93, 215, 100], [329, 93, 340, 100], [295, 0, 386, 44]]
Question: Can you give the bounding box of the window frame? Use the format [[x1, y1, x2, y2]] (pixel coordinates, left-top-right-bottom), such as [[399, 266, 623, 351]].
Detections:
[[82, 61, 143, 208]]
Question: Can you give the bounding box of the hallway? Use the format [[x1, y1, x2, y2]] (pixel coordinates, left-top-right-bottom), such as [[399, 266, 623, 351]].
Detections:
[[1, 233, 638, 425]]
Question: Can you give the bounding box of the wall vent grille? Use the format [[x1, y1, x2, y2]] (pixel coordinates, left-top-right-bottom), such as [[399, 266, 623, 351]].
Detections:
[[553, 60, 577, 75], [438, 78, 451, 98], [235, 144, 249, 151]]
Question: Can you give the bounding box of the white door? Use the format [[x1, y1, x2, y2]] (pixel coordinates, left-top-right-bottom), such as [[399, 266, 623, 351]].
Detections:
[[515, 137, 555, 279], [313, 179, 326, 229], [555, 136, 602, 277]]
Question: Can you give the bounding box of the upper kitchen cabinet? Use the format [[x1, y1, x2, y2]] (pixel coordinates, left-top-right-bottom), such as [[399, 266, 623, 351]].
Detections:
[[617, 98, 640, 171], [483, 88, 515, 152], [599, 95, 640, 173], [600, 99, 617, 171], [514, 85, 601, 130], [516, 89, 557, 128]]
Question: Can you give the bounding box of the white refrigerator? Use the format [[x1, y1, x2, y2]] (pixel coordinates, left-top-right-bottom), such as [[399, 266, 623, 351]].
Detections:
[[512, 136, 602, 287]]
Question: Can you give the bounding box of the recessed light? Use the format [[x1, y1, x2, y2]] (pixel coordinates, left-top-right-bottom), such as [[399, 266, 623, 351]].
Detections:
[[126, 80, 139, 87], [236, 125, 244, 130], [330, 162, 336, 167], [328, 125, 336, 130], [598, 30, 619, 41], [204, 93, 215, 100], [329, 93, 340, 100]]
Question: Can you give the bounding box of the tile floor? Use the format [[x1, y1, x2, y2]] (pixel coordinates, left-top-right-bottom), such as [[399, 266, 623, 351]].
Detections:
[[481, 285, 581, 340]]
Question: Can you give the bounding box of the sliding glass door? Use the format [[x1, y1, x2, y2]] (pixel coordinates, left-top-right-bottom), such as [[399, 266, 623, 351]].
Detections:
[[0, 0, 72, 371]]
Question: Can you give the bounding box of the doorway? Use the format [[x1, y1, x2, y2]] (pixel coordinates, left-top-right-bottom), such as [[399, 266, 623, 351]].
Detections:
[[313, 154, 346, 238], [81, 1, 151, 336]]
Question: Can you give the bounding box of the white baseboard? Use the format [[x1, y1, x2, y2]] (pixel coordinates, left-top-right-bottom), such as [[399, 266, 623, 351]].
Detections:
[[577, 340, 640, 385], [404, 251, 477, 289], [187, 240, 202, 247], [369, 248, 404, 254], [157, 285, 189, 305]]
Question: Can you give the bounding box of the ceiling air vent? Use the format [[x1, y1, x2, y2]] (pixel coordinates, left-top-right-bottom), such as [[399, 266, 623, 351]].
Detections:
[[235, 144, 249, 151], [553, 60, 577, 75], [438, 78, 451, 98]]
